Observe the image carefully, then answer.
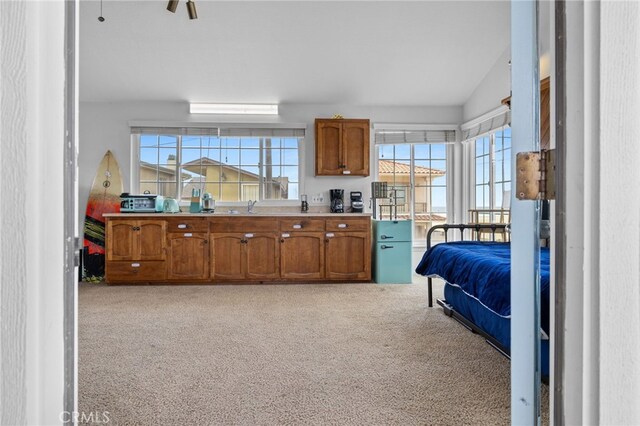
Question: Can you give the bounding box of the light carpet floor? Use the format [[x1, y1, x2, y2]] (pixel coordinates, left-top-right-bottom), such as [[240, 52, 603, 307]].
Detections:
[[79, 281, 548, 425]]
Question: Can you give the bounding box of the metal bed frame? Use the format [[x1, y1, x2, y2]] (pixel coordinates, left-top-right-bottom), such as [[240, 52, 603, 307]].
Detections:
[[425, 224, 512, 359], [425, 223, 510, 308], [423, 224, 549, 382]]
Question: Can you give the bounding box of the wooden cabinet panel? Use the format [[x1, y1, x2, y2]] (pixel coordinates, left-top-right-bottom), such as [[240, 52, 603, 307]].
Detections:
[[167, 233, 209, 280], [107, 220, 137, 260], [107, 260, 166, 282], [326, 218, 370, 232], [315, 121, 342, 175], [106, 219, 166, 261], [342, 121, 369, 176], [216, 217, 278, 233], [315, 118, 370, 176], [280, 232, 325, 279], [210, 234, 245, 280], [246, 234, 280, 279], [279, 218, 325, 232], [138, 221, 167, 260], [166, 218, 209, 233], [325, 232, 371, 280]]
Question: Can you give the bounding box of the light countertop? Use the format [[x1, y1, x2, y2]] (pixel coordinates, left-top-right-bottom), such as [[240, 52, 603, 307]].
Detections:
[[104, 212, 372, 218]]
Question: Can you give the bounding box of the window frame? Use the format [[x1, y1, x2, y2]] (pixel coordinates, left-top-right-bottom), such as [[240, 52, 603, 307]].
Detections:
[[469, 125, 512, 222], [131, 130, 304, 206], [374, 142, 453, 247]]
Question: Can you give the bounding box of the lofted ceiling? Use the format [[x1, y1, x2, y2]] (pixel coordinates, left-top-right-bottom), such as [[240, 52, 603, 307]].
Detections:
[[79, 1, 510, 107]]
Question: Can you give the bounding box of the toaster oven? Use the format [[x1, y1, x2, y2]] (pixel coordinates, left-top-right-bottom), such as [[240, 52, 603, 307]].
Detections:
[[120, 193, 165, 213]]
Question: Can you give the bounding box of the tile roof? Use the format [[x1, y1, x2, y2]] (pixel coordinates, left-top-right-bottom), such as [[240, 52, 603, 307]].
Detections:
[[377, 159, 445, 176]]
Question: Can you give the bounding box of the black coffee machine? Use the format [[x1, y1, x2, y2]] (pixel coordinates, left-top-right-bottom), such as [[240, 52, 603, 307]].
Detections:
[[330, 189, 344, 213], [350, 191, 364, 213]]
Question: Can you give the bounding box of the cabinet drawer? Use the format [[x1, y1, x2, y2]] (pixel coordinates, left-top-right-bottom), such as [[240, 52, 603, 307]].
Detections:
[[214, 217, 278, 233], [280, 218, 325, 232], [326, 218, 370, 232], [106, 261, 166, 282], [166, 218, 209, 233]]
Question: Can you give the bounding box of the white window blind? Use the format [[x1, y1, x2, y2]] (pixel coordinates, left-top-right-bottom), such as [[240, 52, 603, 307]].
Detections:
[[130, 124, 305, 138], [219, 127, 305, 138], [130, 127, 219, 136], [373, 124, 456, 145], [460, 105, 511, 142]]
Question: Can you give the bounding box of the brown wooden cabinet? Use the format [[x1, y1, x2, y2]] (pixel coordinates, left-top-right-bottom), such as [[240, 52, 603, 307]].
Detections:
[[210, 217, 280, 281], [105, 214, 371, 284], [105, 219, 167, 282], [325, 231, 371, 280], [211, 232, 280, 281], [280, 232, 325, 280], [167, 233, 209, 280], [315, 118, 370, 176], [166, 218, 210, 281]]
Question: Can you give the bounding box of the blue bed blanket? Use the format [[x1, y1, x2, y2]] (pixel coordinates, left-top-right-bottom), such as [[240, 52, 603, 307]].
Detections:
[[415, 241, 550, 333]]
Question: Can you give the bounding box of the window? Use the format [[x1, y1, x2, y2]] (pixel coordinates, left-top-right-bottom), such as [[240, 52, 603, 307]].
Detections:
[[133, 127, 303, 203], [376, 143, 449, 245], [473, 126, 511, 223]]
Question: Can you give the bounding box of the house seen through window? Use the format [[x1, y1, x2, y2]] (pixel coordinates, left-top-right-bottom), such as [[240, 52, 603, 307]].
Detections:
[[135, 130, 301, 203], [376, 143, 448, 245]]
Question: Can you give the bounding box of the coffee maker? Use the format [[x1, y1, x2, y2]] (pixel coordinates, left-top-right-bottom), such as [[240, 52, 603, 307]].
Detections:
[[350, 191, 364, 213], [330, 189, 344, 213]]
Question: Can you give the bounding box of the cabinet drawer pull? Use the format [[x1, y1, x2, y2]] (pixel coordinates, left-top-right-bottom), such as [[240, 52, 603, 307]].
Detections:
[[337, 224, 348, 228], [342, 170, 351, 175], [292, 224, 302, 229], [131, 263, 141, 268], [184, 233, 193, 237], [178, 224, 188, 229], [326, 233, 334, 238], [380, 235, 394, 239], [281, 233, 290, 238], [244, 233, 254, 238]]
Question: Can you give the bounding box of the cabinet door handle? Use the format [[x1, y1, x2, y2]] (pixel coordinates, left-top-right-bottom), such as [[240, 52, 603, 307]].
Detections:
[[381, 245, 394, 250], [280, 239, 285, 243], [381, 235, 394, 239]]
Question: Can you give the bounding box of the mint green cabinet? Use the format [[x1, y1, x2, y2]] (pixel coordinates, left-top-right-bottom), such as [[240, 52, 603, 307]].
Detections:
[[373, 220, 412, 284]]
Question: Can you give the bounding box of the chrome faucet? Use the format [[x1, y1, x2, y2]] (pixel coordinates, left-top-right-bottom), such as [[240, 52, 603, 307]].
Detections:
[[247, 200, 257, 213]]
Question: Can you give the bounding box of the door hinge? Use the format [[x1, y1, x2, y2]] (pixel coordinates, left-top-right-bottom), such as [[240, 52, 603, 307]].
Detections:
[[515, 149, 556, 200]]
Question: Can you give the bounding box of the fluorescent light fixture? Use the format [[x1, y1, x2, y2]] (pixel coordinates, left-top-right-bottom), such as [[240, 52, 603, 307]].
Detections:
[[190, 103, 279, 115]]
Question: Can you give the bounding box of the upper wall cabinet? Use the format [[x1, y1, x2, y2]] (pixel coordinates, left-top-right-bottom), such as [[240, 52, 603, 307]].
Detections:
[[315, 118, 370, 176]]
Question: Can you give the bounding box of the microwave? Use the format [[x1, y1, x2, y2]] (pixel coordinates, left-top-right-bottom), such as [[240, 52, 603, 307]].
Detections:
[[120, 193, 165, 213]]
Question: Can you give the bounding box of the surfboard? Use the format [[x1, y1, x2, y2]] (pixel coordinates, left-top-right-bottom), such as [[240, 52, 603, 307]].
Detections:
[[82, 150, 123, 282]]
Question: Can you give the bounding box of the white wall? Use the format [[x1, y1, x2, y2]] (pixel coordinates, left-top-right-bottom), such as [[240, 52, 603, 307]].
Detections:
[[78, 101, 461, 222], [462, 47, 511, 123], [562, 1, 640, 424], [1, 0, 66, 425]]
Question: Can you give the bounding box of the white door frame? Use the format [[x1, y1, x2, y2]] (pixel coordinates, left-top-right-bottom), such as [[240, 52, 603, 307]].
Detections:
[[510, 0, 542, 424]]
